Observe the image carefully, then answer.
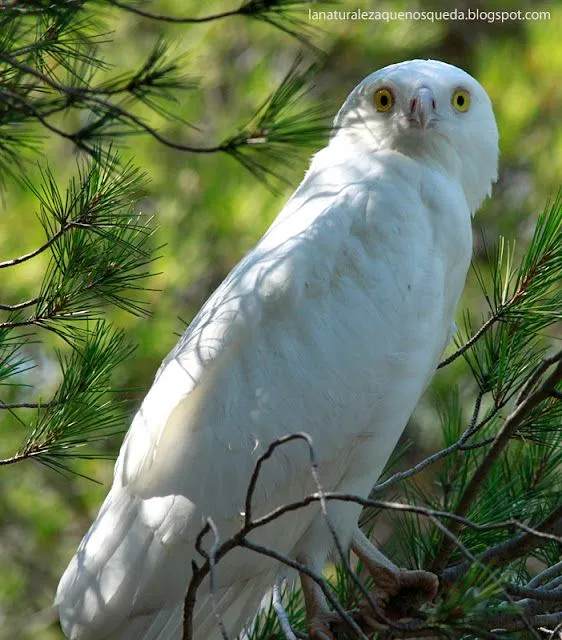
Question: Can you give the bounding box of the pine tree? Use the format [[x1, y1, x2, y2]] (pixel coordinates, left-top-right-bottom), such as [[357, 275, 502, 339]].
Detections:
[[0, 2, 560, 639]]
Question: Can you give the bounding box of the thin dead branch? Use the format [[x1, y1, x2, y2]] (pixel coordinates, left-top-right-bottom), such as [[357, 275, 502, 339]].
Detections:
[[442, 502, 562, 584], [180, 431, 562, 639], [373, 390, 485, 494]]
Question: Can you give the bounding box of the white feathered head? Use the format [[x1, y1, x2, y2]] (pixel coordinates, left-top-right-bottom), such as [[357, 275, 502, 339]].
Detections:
[[333, 59, 499, 213]]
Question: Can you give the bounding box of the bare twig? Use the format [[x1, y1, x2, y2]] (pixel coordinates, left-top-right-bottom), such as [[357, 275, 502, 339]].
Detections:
[[458, 436, 495, 451], [528, 561, 562, 589], [0, 399, 57, 410], [184, 433, 519, 639], [182, 434, 370, 640], [272, 576, 298, 640], [181, 486, 562, 635], [243, 432, 314, 529], [0, 0, 82, 11], [0, 451, 36, 466], [206, 519, 231, 640], [251, 493, 562, 544], [107, 1, 249, 24], [373, 390, 485, 494], [442, 503, 562, 584], [0, 297, 38, 311], [181, 477, 562, 638], [0, 225, 71, 269], [243, 433, 390, 628], [241, 538, 368, 640], [506, 584, 562, 603], [104, 0, 321, 51]]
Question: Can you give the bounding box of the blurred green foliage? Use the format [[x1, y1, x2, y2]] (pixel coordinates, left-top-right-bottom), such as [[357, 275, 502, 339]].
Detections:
[[0, 1, 560, 637]]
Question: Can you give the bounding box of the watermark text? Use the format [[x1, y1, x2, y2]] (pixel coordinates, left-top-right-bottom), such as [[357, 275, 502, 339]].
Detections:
[[308, 8, 551, 24]]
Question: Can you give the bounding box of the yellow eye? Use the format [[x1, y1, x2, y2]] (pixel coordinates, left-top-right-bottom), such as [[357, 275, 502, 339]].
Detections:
[[374, 88, 394, 112], [452, 89, 471, 112]]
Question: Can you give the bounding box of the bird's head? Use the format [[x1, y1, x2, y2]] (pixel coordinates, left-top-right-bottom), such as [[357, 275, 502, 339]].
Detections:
[[333, 59, 499, 213]]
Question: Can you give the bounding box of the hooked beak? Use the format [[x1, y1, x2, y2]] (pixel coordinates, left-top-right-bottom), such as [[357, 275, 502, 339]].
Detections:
[[409, 86, 436, 130]]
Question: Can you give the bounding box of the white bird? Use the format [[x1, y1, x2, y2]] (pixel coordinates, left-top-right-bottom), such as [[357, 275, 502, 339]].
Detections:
[[56, 59, 499, 640]]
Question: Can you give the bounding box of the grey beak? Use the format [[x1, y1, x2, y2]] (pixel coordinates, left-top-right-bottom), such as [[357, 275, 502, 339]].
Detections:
[[410, 86, 436, 130]]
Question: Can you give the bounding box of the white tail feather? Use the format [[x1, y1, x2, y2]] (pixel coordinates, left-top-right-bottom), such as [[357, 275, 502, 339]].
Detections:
[[56, 486, 276, 640]]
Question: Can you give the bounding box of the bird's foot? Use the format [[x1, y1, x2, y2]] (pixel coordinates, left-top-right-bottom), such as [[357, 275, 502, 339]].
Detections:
[[306, 610, 341, 640], [360, 564, 438, 626], [351, 525, 438, 625]]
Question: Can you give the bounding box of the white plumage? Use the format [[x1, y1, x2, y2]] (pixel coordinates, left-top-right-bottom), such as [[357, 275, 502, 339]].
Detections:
[[56, 59, 499, 639]]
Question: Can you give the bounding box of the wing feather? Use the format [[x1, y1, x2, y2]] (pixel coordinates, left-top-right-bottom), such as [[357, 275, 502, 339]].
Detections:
[[118, 183, 367, 502]]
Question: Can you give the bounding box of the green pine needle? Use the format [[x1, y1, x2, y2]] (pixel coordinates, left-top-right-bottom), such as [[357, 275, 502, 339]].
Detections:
[[18, 320, 136, 470]]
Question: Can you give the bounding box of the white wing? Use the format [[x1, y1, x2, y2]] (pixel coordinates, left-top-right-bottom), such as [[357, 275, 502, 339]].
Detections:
[[56, 169, 379, 638]]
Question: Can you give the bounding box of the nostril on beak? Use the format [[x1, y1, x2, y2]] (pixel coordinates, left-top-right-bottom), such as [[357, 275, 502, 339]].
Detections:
[[410, 98, 417, 112], [432, 98, 436, 109]]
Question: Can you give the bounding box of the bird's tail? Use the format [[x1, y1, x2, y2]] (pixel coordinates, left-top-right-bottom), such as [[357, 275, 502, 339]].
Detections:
[[56, 486, 190, 639], [56, 484, 278, 639], [113, 576, 276, 640]]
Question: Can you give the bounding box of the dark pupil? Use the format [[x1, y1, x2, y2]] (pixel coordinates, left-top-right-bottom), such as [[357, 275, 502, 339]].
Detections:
[[380, 94, 388, 106], [457, 95, 465, 106]]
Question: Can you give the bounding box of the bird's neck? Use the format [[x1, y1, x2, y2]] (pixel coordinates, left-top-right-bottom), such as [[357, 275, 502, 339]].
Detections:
[[328, 130, 495, 216]]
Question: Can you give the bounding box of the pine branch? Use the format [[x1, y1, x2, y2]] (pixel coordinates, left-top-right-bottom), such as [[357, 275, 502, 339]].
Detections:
[[0, 147, 156, 472], [0, 297, 39, 311], [1, 48, 331, 185], [223, 55, 331, 186], [442, 504, 562, 584], [0, 1, 332, 187], [0, 328, 34, 384], [438, 196, 562, 370], [0, 149, 156, 336], [430, 351, 562, 573], [103, 0, 326, 49], [0, 320, 135, 472]]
